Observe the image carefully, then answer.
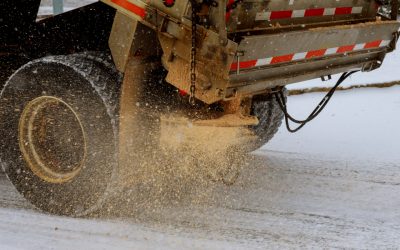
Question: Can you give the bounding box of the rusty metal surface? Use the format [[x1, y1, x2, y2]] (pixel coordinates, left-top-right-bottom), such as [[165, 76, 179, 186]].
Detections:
[[102, 0, 237, 104], [102, 0, 399, 104], [160, 28, 238, 104]]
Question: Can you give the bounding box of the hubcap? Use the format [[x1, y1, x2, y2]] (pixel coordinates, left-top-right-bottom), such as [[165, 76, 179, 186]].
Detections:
[[19, 96, 87, 184]]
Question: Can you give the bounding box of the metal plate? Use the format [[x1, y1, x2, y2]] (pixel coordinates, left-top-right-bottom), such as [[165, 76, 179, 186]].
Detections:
[[233, 21, 399, 67], [227, 21, 400, 96], [227, 0, 378, 32]]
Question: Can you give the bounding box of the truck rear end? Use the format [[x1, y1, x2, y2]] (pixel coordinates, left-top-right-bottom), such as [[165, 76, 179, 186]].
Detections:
[[102, 0, 399, 103]]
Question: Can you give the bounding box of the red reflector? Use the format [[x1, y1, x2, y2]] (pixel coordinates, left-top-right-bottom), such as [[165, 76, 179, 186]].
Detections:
[[179, 89, 187, 96], [163, 0, 175, 7]]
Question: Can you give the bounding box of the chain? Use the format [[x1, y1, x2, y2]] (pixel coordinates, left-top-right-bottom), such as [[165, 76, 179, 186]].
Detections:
[[189, 1, 198, 105]]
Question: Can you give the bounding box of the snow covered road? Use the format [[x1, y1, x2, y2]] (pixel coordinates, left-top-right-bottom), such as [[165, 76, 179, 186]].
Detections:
[[1, 152, 400, 249], [1, 86, 400, 249]]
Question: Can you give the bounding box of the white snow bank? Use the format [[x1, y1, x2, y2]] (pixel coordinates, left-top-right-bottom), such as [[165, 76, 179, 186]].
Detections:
[[262, 86, 400, 163], [38, 0, 97, 15], [38, 6, 74, 15]]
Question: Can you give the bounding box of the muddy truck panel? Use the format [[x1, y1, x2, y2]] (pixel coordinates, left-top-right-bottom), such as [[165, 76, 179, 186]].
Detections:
[[228, 21, 399, 96], [226, 0, 379, 32], [102, 0, 399, 104]]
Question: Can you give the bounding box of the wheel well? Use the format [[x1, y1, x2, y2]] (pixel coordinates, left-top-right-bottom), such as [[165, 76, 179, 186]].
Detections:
[[28, 2, 116, 58], [1, 2, 116, 60], [0, 2, 116, 88]]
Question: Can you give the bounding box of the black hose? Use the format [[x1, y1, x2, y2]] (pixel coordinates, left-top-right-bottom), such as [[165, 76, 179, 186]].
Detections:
[[274, 71, 359, 133]]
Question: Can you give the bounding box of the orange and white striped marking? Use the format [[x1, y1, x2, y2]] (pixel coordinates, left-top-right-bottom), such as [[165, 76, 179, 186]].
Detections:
[[256, 6, 363, 21], [110, 0, 147, 19], [231, 40, 391, 71]]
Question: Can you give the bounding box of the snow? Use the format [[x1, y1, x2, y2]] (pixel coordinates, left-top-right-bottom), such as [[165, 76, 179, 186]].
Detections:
[[38, 6, 75, 15], [264, 75, 400, 164], [265, 44, 400, 163], [38, 0, 97, 15], [0, 207, 240, 250]]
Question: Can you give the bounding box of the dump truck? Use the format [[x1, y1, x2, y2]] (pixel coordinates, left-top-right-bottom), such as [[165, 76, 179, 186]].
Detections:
[[0, 0, 399, 216]]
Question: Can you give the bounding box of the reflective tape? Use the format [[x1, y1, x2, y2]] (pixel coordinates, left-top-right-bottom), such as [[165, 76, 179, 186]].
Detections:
[[256, 6, 363, 21], [111, 0, 146, 19], [231, 40, 391, 71]]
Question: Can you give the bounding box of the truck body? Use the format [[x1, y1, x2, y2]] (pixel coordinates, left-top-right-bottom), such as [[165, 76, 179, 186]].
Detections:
[[2, 0, 399, 103], [0, 0, 399, 215], [103, 0, 399, 103]]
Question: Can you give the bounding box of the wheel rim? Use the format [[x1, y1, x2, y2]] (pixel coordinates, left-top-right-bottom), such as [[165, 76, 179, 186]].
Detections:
[[18, 96, 87, 184]]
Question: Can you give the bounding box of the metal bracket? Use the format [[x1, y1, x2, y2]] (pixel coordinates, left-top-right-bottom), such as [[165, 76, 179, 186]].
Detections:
[[389, 31, 400, 51], [235, 51, 244, 75], [321, 75, 332, 81]]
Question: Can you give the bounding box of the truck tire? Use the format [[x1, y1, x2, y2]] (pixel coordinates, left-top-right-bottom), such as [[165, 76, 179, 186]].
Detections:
[[0, 53, 121, 216], [247, 90, 286, 152]]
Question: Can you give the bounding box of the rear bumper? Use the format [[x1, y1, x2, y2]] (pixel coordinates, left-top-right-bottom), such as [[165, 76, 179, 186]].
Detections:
[[227, 21, 400, 97]]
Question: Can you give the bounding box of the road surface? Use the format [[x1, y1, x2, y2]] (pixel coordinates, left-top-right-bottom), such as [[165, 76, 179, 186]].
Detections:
[[1, 150, 400, 249], [1, 86, 399, 249]]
